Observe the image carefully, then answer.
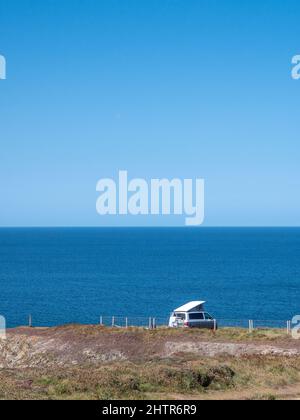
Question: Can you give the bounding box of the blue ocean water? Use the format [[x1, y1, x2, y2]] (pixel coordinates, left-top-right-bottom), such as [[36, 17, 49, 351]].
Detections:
[[0, 228, 299, 328]]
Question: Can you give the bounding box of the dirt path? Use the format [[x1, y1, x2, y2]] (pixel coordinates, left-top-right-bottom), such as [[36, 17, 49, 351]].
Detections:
[[165, 341, 300, 358], [152, 383, 300, 400]]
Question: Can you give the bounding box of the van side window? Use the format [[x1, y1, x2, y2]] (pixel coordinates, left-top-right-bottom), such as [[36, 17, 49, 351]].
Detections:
[[204, 313, 213, 320], [189, 313, 204, 320]]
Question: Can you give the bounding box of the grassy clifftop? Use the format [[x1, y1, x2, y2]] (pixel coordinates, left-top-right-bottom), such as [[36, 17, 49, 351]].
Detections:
[[1, 325, 300, 400]]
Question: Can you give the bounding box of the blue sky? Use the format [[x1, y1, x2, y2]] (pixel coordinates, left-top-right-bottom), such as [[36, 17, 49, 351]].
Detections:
[[0, 0, 299, 226]]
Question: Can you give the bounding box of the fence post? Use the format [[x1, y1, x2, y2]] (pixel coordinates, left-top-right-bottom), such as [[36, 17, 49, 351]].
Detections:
[[249, 320, 253, 333], [125, 317, 128, 329], [152, 318, 156, 329], [29, 314, 32, 328], [112, 316, 115, 327], [213, 319, 217, 332], [149, 317, 152, 329], [287, 320, 291, 335], [100, 316, 103, 326]]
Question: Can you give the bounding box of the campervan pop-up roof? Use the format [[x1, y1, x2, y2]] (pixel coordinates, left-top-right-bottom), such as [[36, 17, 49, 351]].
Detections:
[[174, 301, 206, 313]]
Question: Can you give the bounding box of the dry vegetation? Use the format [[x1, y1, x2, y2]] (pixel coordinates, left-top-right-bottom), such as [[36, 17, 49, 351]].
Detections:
[[0, 325, 300, 400]]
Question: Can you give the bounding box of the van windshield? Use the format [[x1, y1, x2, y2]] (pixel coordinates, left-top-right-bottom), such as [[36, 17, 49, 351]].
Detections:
[[174, 313, 185, 320]]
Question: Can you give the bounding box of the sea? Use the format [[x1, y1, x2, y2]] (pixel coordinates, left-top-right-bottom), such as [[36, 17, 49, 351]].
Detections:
[[0, 227, 299, 328]]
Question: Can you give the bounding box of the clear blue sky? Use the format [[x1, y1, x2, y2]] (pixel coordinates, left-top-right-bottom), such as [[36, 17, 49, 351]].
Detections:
[[0, 0, 299, 226]]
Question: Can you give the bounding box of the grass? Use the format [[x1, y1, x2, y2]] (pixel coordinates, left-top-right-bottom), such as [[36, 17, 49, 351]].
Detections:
[[27, 323, 291, 343], [122, 326, 290, 342], [0, 355, 299, 400]]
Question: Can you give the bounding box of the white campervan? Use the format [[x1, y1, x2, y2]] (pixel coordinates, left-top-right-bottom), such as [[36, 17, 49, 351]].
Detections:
[[169, 301, 216, 329]]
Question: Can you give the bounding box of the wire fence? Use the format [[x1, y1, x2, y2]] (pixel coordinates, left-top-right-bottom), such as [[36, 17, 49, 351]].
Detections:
[[19, 315, 294, 333], [99, 316, 170, 329], [98, 316, 292, 332], [216, 319, 290, 329]]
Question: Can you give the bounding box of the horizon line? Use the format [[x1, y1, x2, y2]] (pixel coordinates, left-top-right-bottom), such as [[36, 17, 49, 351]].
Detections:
[[1, 226, 300, 229]]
